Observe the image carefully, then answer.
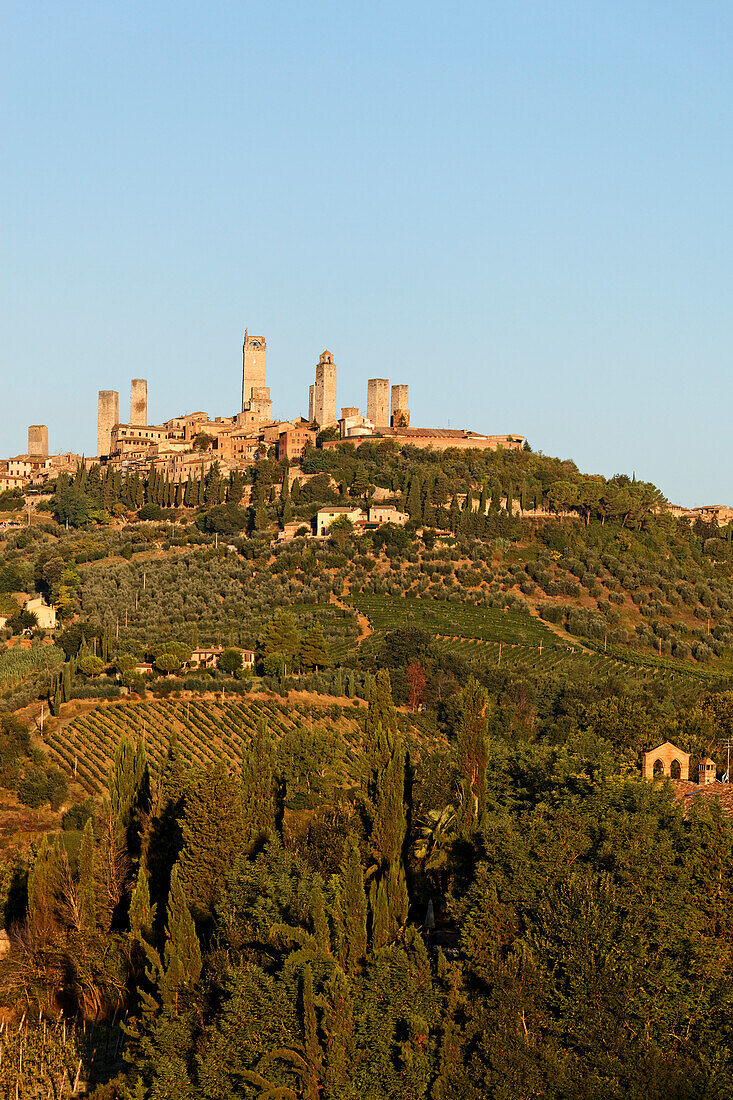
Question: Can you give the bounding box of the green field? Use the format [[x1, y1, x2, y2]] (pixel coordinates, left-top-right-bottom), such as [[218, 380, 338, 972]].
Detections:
[[350, 594, 728, 683], [350, 595, 555, 644]]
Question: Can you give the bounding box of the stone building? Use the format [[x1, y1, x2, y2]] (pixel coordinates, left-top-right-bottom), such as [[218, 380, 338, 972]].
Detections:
[[130, 379, 147, 426], [277, 423, 317, 462], [241, 331, 271, 421], [698, 757, 717, 784], [25, 596, 57, 630], [368, 505, 409, 526], [641, 741, 690, 781], [367, 378, 390, 427], [314, 506, 366, 536], [97, 390, 119, 458], [390, 385, 409, 428], [338, 411, 375, 438], [312, 351, 337, 428], [28, 425, 49, 458]]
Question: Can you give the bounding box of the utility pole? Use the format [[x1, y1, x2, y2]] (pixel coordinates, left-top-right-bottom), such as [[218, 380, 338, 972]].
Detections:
[[723, 739, 733, 784]]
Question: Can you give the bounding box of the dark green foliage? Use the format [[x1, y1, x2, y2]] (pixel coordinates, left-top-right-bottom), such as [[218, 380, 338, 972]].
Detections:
[[362, 670, 409, 948], [179, 763, 246, 921], [240, 720, 281, 845]]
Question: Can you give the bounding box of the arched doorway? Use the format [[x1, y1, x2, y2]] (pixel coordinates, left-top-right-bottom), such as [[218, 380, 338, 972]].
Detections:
[[653, 759, 664, 777], [670, 759, 681, 780]]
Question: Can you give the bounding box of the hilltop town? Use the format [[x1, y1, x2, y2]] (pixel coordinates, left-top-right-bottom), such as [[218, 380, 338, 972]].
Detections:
[[1, 330, 523, 496], [3, 331, 730, 535]]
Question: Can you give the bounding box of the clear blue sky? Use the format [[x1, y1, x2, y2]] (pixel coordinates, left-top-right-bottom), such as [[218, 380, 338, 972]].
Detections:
[[2, 1, 731, 505]]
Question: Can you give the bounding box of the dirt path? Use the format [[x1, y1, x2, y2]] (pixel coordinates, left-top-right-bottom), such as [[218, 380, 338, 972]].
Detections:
[[524, 600, 593, 654], [330, 592, 372, 643]]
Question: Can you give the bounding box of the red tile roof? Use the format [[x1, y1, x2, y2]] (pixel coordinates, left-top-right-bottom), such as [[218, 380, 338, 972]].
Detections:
[[673, 782, 733, 817]]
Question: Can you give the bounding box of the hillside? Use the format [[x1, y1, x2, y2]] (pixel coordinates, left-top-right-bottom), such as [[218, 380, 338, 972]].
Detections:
[[2, 442, 733, 1098]]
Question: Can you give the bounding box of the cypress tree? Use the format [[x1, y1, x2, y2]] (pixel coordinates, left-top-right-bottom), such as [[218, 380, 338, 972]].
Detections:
[[338, 835, 367, 973], [78, 818, 97, 932], [280, 470, 293, 524], [302, 964, 323, 1100], [129, 860, 155, 943], [179, 763, 246, 920], [449, 495, 460, 533], [406, 475, 423, 521], [27, 836, 61, 945], [62, 660, 72, 702], [455, 676, 489, 835], [240, 719, 281, 845], [321, 966, 357, 1099], [361, 670, 408, 948], [108, 735, 151, 838], [159, 865, 202, 1008], [291, 477, 301, 504]]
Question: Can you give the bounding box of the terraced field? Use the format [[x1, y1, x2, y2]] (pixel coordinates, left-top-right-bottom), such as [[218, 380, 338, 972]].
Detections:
[[45, 697, 428, 797], [351, 595, 728, 683]]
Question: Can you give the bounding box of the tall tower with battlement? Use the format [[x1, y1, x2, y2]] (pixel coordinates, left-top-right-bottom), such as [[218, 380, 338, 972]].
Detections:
[[242, 329, 271, 420], [313, 351, 337, 428]]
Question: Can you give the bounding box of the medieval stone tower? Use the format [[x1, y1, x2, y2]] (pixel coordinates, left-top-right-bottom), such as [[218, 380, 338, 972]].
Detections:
[[312, 351, 337, 428], [391, 384, 409, 427], [28, 425, 49, 458], [130, 379, 148, 426], [367, 378, 390, 427], [97, 390, 119, 457], [241, 329, 271, 420]]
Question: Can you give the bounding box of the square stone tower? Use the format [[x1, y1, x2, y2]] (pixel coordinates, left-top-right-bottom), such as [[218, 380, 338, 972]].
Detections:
[[367, 378, 389, 427], [97, 390, 119, 457], [391, 384, 409, 427], [242, 329, 269, 415], [314, 351, 337, 428], [130, 379, 148, 426], [28, 424, 49, 458]]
